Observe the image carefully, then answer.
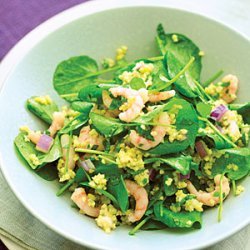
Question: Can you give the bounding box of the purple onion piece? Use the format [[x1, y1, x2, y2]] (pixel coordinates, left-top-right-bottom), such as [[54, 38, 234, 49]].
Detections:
[[77, 159, 95, 172], [210, 104, 228, 121], [36, 134, 53, 153], [149, 169, 157, 181], [179, 173, 190, 180], [195, 141, 207, 158]]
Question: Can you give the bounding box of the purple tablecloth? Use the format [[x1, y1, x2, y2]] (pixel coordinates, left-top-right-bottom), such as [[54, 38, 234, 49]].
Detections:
[[0, 0, 88, 60]]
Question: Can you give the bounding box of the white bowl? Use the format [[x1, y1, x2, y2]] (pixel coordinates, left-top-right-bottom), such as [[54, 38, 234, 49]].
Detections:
[[0, 1, 249, 249]]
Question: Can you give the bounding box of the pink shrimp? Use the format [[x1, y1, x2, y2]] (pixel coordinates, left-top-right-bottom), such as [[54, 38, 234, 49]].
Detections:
[[71, 188, 100, 217], [125, 180, 148, 222], [78, 125, 104, 150], [109, 86, 149, 122], [186, 174, 230, 207], [130, 112, 171, 150], [148, 90, 175, 103], [48, 112, 65, 137], [221, 74, 239, 103]]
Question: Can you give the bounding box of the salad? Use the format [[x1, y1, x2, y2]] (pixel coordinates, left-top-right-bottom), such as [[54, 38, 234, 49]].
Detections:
[[14, 24, 250, 234]]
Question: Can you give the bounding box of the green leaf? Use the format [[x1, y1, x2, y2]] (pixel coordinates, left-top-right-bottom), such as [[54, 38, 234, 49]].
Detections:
[[95, 163, 128, 212], [156, 25, 202, 82], [78, 85, 103, 104], [90, 112, 125, 138], [229, 102, 250, 124], [149, 98, 199, 155], [35, 163, 58, 181], [129, 77, 146, 90], [26, 96, 59, 124], [14, 132, 62, 169], [163, 173, 177, 196], [71, 101, 94, 112], [141, 219, 167, 230], [145, 155, 192, 175], [53, 56, 98, 101], [211, 148, 250, 180], [196, 102, 212, 118], [154, 202, 202, 229], [59, 103, 93, 134]]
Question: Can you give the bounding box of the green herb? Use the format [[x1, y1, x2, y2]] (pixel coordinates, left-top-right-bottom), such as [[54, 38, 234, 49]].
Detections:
[[203, 70, 224, 87], [217, 174, 224, 222]]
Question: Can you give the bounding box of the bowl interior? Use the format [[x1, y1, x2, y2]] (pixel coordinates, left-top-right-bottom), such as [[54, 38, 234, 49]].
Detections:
[[0, 5, 249, 250]]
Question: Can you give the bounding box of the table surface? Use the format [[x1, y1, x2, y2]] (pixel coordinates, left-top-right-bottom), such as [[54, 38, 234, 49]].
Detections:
[[0, 0, 250, 249]]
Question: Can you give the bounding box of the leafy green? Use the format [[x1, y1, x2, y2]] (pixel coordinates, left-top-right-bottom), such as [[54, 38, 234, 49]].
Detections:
[[78, 84, 103, 104], [156, 24, 202, 82], [149, 98, 199, 155], [141, 219, 167, 230], [229, 102, 250, 124], [154, 202, 202, 229], [71, 101, 94, 112], [129, 77, 146, 90], [90, 112, 125, 138], [26, 96, 59, 124], [196, 102, 212, 118], [95, 163, 128, 212], [145, 155, 192, 175], [211, 148, 250, 180], [14, 132, 62, 169], [163, 172, 177, 196], [53, 56, 98, 101], [59, 103, 93, 134], [35, 163, 58, 181]]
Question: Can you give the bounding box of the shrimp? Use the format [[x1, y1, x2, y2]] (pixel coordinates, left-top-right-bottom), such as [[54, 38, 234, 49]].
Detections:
[[221, 74, 239, 103], [109, 86, 149, 122], [125, 180, 148, 222], [130, 112, 171, 150], [27, 130, 41, 144], [186, 174, 230, 207], [78, 125, 104, 150], [71, 188, 100, 217], [148, 90, 175, 103], [48, 112, 65, 137], [61, 134, 76, 170]]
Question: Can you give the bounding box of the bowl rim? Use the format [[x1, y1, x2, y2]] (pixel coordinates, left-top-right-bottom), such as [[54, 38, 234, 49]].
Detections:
[[0, 0, 249, 249]]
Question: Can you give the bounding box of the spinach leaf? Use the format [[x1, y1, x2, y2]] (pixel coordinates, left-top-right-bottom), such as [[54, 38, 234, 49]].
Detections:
[[154, 202, 202, 229], [141, 219, 167, 230], [71, 101, 94, 112], [165, 51, 198, 98], [59, 103, 93, 134], [129, 77, 146, 90], [149, 98, 199, 155], [90, 112, 125, 138], [53, 56, 98, 101], [26, 96, 59, 124], [78, 84, 103, 104], [145, 155, 192, 175], [14, 132, 62, 169], [95, 163, 128, 212], [163, 173, 177, 196], [35, 163, 58, 181], [229, 102, 250, 124], [196, 102, 212, 118], [211, 148, 250, 180], [156, 24, 202, 82]]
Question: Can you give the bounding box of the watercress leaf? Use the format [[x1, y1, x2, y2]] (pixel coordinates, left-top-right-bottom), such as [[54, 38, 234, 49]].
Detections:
[[196, 102, 212, 118], [211, 148, 250, 180], [71, 101, 93, 112], [59, 104, 93, 134], [26, 96, 59, 124], [156, 24, 202, 82], [141, 219, 167, 230], [14, 132, 62, 169], [90, 112, 125, 138], [165, 52, 198, 98], [145, 155, 192, 175], [95, 163, 128, 212], [78, 85, 103, 104], [35, 163, 58, 181], [229, 102, 250, 124], [154, 202, 202, 229], [53, 56, 98, 102], [129, 77, 146, 90], [149, 98, 199, 155], [74, 167, 89, 183], [163, 173, 177, 196]]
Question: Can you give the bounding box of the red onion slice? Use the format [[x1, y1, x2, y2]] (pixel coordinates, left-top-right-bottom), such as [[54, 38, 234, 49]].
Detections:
[[179, 173, 190, 180], [149, 169, 157, 181], [77, 159, 95, 172], [195, 141, 207, 158], [36, 134, 54, 153], [210, 105, 228, 121]]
